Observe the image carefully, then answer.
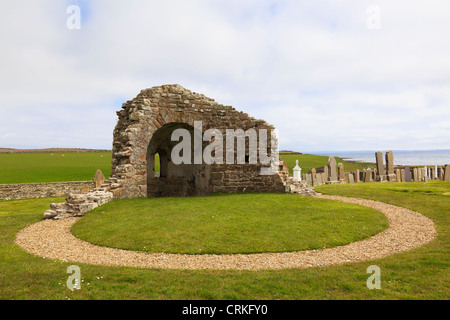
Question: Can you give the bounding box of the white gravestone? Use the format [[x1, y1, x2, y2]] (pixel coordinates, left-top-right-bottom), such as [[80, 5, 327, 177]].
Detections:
[[293, 160, 302, 182]]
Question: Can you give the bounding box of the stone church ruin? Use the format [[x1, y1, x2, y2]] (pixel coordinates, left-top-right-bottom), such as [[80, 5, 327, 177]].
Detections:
[[44, 84, 315, 219]]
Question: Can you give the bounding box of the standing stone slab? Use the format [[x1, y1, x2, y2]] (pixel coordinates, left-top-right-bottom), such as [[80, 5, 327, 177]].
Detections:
[[404, 166, 412, 182], [355, 169, 360, 182], [385, 150, 395, 175], [311, 168, 317, 185], [327, 156, 338, 183], [321, 173, 327, 184], [305, 174, 312, 187], [338, 163, 345, 182], [401, 169, 406, 182], [413, 168, 419, 182], [444, 165, 450, 181], [364, 169, 372, 182], [348, 173, 355, 184], [93, 169, 106, 188], [375, 152, 385, 180], [395, 169, 401, 182], [438, 167, 444, 181], [314, 173, 323, 187]]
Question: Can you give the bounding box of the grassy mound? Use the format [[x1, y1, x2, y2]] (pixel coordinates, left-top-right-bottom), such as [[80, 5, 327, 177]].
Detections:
[[71, 193, 388, 255]]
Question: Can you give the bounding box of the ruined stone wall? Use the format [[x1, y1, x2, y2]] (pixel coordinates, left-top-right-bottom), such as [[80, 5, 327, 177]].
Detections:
[[0, 181, 93, 201], [108, 84, 286, 199]]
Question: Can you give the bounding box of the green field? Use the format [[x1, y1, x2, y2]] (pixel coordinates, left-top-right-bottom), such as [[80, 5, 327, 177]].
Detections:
[[71, 193, 388, 255], [0, 151, 370, 184], [280, 153, 373, 175], [0, 181, 448, 299], [0, 152, 112, 184]]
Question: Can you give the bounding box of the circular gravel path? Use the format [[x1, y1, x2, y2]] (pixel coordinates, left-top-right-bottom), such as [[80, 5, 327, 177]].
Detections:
[[15, 195, 437, 270]]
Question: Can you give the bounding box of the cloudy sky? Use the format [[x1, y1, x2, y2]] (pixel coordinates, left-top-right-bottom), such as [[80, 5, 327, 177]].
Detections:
[[1, 0, 449, 152]]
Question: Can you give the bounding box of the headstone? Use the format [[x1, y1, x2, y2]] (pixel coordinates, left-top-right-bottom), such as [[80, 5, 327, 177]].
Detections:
[[338, 163, 345, 182], [364, 169, 372, 182], [375, 152, 385, 180], [93, 169, 105, 188], [321, 172, 327, 184], [323, 166, 329, 182], [413, 168, 419, 182], [311, 167, 316, 184], [444, 165, 450, 181], [401, 169, 406, 182], [355, 169, 360, 182], [430, 167, 435, 180], [424, 166, 428, 179], [305, 174, 312, 187], [438, 167, 444, 181], [404, 166, 412, 182], [293, 160, 302, 181], [348, 173, 355, 184], [315, 173, 323, 186], [385, 150, 395, 175], [435, 165, 438, 179], [327, 156, 338, 183], [395, 168, 401, 182]]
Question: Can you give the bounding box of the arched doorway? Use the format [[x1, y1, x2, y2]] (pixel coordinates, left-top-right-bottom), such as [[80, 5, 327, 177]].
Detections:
[[146, 122, 211, 197]]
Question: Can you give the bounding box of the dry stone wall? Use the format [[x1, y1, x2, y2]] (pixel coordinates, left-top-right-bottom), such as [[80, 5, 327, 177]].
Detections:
[[0, 181, 93, 201]]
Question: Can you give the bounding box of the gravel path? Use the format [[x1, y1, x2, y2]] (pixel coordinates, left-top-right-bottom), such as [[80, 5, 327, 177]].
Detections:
[[14, 195, 437, 270]]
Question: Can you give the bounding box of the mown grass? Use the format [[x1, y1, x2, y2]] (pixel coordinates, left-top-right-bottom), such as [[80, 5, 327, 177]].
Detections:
[[1, 181, 448, 299], [280, 153, 373, 175], [71, 193, 387, 255], [0, 152, 112, 184]]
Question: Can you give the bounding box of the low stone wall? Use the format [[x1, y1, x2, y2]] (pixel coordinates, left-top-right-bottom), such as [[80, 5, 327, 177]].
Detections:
[[0, 181, 94, 201]]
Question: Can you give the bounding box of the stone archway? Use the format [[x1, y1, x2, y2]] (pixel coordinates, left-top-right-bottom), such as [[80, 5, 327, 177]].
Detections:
[[108, 84, 288, 200], [146, 122, 211, 197]]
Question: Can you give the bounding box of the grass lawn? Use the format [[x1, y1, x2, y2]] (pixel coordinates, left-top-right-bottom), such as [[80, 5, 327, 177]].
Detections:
[[0, 152, 112, 184], [280, 153, 373, 175], [71, 193, 388, 255], [0, 181, 448, 300]]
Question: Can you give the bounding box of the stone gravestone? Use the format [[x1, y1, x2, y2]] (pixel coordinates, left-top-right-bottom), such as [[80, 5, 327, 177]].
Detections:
[[305, 174, 312, 187], [310, 168, 317, 185], [375, 151, 385, 181], [404, 166, 412, 182], [93, 169, 106, 188], [338, 163, 345, 183], [321, 172, 327, 184], [385, 150, 396, 181], [315, 172, 323, 186], [395, 168, 401, 182], [327, 156, 338, 183], [438, 167, 444, 181], [364, 169, 372, 182], [355, 169, 360, 182], [348, 173, 355, 184], [293, 160, 302, 181], [401, 169, 406, 182], [444, 165, 450, 181], [413, 168, 419, 182]]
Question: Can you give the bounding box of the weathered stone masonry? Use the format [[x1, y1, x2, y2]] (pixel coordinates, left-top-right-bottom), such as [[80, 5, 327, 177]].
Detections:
[[107, 84, 288, 199], [43, 84, 315, 219], [0, 181, 93, 201]]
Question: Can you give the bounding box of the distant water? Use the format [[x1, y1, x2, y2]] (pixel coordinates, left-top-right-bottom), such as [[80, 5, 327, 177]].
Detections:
[[314, 150, 450, 166]]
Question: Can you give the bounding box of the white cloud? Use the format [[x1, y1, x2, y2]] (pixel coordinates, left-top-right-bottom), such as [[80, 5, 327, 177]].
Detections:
[[0, 0, 449, 151]]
